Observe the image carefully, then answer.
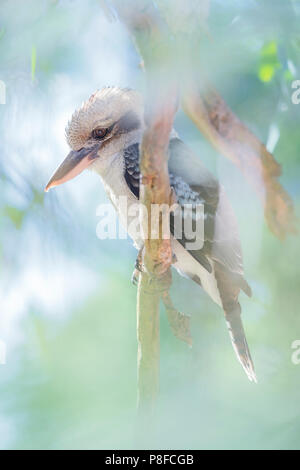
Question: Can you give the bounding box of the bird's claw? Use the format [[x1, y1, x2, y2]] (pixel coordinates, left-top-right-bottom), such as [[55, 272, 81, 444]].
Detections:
[[135, 258, 143, 272], [132, 251, 143, 286], [131, 268, 140, 286], [131, 248, 176, 286]]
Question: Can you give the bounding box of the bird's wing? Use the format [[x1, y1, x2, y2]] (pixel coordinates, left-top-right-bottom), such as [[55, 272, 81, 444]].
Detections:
[[168, 171, 214, 273], [123, 143, 140, 198], [123, 139, 251, 296], [168, 138, 251, 296], [169, 139, 254, 381]]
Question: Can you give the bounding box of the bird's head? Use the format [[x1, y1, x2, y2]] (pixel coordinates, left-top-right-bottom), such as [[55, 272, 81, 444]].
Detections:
[[45, 87, 143, 191]]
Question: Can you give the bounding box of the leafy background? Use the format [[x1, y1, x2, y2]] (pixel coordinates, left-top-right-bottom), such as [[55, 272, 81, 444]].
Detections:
[[0, 0, 300, 450]]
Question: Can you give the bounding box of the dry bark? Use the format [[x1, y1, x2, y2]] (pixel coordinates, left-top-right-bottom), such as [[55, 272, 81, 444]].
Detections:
[[137, 89, 177, 414], [183, 83, 297, 240]]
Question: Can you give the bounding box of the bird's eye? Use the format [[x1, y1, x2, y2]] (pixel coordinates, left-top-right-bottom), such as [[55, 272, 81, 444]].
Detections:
[[92, 127, 108, 139]]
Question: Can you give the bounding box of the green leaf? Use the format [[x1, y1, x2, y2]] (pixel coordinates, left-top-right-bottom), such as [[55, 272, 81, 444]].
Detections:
[[258, 41, 281, 82], [258, 64, 276, 82]]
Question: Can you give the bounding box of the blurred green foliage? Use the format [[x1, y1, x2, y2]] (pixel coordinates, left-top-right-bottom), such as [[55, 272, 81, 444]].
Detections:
[[31, 46, 37, 82], [259, 41, 281, 82], [0, 0, 300, 450]]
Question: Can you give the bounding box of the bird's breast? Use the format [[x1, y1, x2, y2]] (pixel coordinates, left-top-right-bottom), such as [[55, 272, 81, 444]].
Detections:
[[100, 155, 143, 248]]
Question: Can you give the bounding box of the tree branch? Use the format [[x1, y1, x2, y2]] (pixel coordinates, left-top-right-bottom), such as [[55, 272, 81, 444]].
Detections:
[[136, 88, 177, 415], [110, 0, 181, 417], [182, 82, 297, 240]]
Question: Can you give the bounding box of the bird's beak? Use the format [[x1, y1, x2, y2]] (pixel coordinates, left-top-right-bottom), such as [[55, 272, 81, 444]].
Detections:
[[45, 143, 101, 192]]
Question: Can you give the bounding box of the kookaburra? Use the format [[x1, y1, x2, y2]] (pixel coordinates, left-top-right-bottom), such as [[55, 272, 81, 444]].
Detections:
[[45, 87, 256, 382]]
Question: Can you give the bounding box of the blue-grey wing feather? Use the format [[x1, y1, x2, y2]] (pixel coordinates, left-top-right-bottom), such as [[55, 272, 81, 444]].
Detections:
[[123, 138, 251, 296]]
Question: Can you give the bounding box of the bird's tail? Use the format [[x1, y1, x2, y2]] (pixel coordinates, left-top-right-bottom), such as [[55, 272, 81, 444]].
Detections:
[[225, 305, 257, 383]]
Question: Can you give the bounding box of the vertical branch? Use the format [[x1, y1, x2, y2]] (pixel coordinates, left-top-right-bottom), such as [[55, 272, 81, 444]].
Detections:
[[136, 273, 160, 413], [110, 0, 178, 417], [137, 90, 177, 415]]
